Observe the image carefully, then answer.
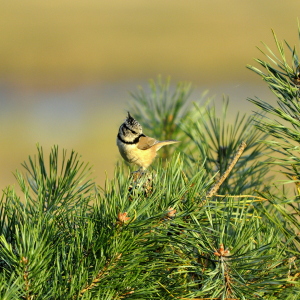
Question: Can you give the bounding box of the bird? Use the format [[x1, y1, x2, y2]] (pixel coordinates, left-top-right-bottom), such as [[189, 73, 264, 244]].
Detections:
[[117, 112, 180, 170]]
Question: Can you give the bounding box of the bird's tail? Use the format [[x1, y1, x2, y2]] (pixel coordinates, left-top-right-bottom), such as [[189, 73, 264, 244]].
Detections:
[[154, 140, 180, 151]]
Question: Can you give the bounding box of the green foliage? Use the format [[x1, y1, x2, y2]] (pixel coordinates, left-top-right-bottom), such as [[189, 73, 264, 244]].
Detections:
[[182, 98, 271, 195], [0, 144, 298, 299], [247, 28, 300, 190], [1, 27, 300, 299], [247, 27, 300, 254], [179, 197, 295, 299]]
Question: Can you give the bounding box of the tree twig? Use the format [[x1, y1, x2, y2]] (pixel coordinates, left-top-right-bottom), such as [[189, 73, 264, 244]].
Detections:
[[206, 141, 247, 198]]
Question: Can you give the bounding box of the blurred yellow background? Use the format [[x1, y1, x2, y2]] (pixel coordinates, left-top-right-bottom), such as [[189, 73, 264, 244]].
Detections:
[[0, 0, 299, 191]]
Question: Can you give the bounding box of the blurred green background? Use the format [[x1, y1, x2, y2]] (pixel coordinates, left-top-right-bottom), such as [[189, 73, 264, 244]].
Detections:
[[0, 0, 300, 191]]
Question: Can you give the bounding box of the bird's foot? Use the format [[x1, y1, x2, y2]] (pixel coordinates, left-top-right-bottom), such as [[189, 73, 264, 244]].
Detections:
[[130, 168, 146, 180]]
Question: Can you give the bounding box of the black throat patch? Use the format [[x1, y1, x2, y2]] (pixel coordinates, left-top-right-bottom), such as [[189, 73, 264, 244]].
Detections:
[[118, 133, 145, 145]]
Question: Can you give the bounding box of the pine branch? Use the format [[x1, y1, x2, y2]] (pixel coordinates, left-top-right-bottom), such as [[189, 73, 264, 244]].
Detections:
[[78, 254, 122, 298], [206, 141, 247, 197]]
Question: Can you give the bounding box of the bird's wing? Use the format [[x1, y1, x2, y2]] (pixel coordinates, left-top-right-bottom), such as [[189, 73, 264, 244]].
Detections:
[[137, 136, 158, 150]]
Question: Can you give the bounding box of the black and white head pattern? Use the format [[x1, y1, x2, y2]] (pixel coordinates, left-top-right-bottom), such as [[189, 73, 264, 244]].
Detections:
[[118, 112, 144, 144]]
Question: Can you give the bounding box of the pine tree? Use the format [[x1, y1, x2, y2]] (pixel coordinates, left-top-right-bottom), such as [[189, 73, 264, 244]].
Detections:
[[0, 27, 300, 300]]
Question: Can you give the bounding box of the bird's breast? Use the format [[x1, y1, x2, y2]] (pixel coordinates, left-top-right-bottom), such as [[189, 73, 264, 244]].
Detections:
[[116, 138, 157, 169]]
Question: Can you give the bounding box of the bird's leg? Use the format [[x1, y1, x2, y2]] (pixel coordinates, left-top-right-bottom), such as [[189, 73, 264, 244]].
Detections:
[[130, 167, 146, 180]]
